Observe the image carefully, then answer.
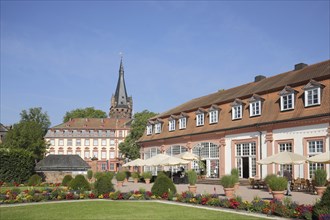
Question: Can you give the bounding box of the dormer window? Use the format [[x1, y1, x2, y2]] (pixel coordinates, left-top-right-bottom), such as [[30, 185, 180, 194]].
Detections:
[[154, 118, 163, 134], [168, 116, 176, 132], [195, 108, 206, 126], [155, 123, 162, 134], [303, 80, 323, 107], [231, 99, 243, 120], [249, 94, 263, 117], [178, 112, 188, 129], [209, 105, 219, 124], [279, 86, 297, 111], [146, 125, 153, 135]]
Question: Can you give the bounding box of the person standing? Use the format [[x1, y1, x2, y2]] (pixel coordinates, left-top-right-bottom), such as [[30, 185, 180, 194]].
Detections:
[[283, 166, 292, 196]]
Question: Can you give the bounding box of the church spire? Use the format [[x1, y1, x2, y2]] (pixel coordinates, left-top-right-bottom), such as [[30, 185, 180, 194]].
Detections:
[[109, 57, 133, 119]]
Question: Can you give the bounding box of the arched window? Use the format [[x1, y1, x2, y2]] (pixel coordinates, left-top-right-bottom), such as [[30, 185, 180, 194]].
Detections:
[[165, 145, 188, 156]]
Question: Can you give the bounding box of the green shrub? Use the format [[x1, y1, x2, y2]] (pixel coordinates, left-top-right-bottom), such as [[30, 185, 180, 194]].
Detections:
[[313, 186, 330, 219], [62, 175, 73, 186], [0, 148, 35, 183], [94, 172, 103, 181], [151, 174, 176, 197], [142, 171, 152, 179], [131, 172, 139, 179], [231, 168, 239, 183], [268, 176, 287, 191], [69, 175, 91, 191], [94, 175, 114, 196], [264, 174, 277, 185], [314, 169, 327, 187], [125, 171, 131, 178], [220, 175, 236, 188], [104, 171, 115, 180], [27, 174, 42, 186], [87, 170, 93, 181], [115, 171, 126, 181], [187, 170, 197, 185]]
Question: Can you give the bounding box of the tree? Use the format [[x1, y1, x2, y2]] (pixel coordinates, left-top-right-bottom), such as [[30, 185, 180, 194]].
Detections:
[[63, 107, 107, 122], [20, 107, 50, 135], [1, 121, 48, 161], [119, 110, 157, 159]]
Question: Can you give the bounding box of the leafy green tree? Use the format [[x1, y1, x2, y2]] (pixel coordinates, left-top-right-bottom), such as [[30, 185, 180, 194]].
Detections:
[[20, 107, 50, 135], [119, 110, 157, 159], [63, 107, 107, 122], [1, 121, 48, 161]]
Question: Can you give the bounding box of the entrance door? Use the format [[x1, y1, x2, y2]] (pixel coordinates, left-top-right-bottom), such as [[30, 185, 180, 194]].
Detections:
[[242, 157, 249, 178]]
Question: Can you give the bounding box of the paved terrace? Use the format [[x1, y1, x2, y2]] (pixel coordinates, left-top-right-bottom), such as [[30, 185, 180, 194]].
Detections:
[[113, 179, 321, 205]]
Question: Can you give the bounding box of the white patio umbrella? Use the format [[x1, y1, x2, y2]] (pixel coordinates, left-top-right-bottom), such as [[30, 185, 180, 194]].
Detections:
[[122, 158, 146, 167], [257, 151, 307, 165], [144, 154, 171, 166], [307, 152, 330, 164], [158, 156, 190, 166], [175, 152, 199, 161]]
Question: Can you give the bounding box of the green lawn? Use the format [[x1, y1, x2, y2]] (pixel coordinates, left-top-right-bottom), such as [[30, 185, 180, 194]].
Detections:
[[0, 200, 266, 220]]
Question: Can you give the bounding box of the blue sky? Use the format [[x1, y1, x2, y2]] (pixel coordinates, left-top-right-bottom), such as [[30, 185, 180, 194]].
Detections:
[[1, 1, 329, 126]]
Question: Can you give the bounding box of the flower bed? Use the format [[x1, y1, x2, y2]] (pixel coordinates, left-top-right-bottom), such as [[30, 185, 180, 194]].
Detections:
[[0, 186, 324, 220]]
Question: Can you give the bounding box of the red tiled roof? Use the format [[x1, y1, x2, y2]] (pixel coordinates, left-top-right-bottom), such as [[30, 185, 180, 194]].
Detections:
[[139, 60, 330, 143], [51, 118, 131, 130]]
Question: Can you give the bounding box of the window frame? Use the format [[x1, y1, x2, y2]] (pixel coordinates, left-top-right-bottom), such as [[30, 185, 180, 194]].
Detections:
[[179, 117, 187, 129], [169, 119, 176, 131], [280, 93, 295, 111], [250, 101, 261, 117], [155, 123, 162, 134], [232, 105, 242, 120], [209, 110, 218, 124], [196, 113, 204, 126], [146, 125, 153, 135], [305, 87, 321, 107]]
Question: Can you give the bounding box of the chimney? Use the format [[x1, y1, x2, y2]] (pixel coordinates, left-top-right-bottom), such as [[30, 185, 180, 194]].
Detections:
[[294, 63, 308, 70], [254, 75, 266, 82]]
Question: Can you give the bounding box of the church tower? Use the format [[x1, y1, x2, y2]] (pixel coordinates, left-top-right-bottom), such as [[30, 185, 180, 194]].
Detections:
[[109, 58, 133, 119]]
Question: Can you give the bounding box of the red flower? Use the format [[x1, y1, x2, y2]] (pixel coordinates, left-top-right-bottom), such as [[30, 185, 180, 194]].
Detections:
[[88, 193, 95, 199]]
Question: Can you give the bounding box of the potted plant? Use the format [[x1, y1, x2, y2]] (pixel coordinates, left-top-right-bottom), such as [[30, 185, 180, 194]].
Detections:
[[268, 176, 287, 200], [231, 168, 240, 190], [115, 171, 126, 187], [142, 171, 152, 184], [220, 175, 236, 198], [314, 169, 327, 196], [131, 172, 140, 184], [187, 170, 198, 193], [264, 174, 277, 193]]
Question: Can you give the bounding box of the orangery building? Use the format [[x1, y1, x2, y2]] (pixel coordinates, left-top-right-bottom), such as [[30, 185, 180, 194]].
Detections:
[[138, 60, 330, 180]]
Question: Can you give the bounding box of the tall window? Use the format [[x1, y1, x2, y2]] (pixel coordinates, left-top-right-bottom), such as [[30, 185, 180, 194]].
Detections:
[[59, 139, 64, 146], [85, 139, 90, 146], [101, 139, 107, 146], [169, 120, 176, 131], [50, 139, 55, 146], [93, 150, 98, 158], [101, 151, 107, 159], [155, 123, 162, 134], [84, 150, 90, 159], [67, 139, 73, 146], [110, 139, 115, 146], [279, 142, 293, 174], [147, 125, 153, 135], [232, 105, 242, 120], [308, 140, 324, 178], [236, 142, 256, 178], [93, 139, 98, 146], [101, 163, 107, 171], [179, 117, 186, 129], [76, 139, 81, 146], [209, 110, 218, 124], [196, 113, 204, 126], [118, 131, 123, 137], [250, 101, 261, 117], [110, 151, 115, 159]]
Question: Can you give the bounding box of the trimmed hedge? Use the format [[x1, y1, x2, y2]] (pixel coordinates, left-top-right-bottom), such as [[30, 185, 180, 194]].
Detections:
[[0, 148, 35, 183], [151, 174, 176, 197], [69, 175, 91, 191], [94, 175, 114, 196], [27, 174, 42, 186], [62, 175, 73, 186], [313, 186, 330, 219]]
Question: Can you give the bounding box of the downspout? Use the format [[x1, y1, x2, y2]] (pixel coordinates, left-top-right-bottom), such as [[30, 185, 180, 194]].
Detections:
[[256, 124, 262, 179]]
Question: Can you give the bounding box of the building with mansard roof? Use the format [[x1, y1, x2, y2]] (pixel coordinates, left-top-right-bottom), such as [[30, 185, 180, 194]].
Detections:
[[138, 60, 330, 180], [45, 59, 133, 172]]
